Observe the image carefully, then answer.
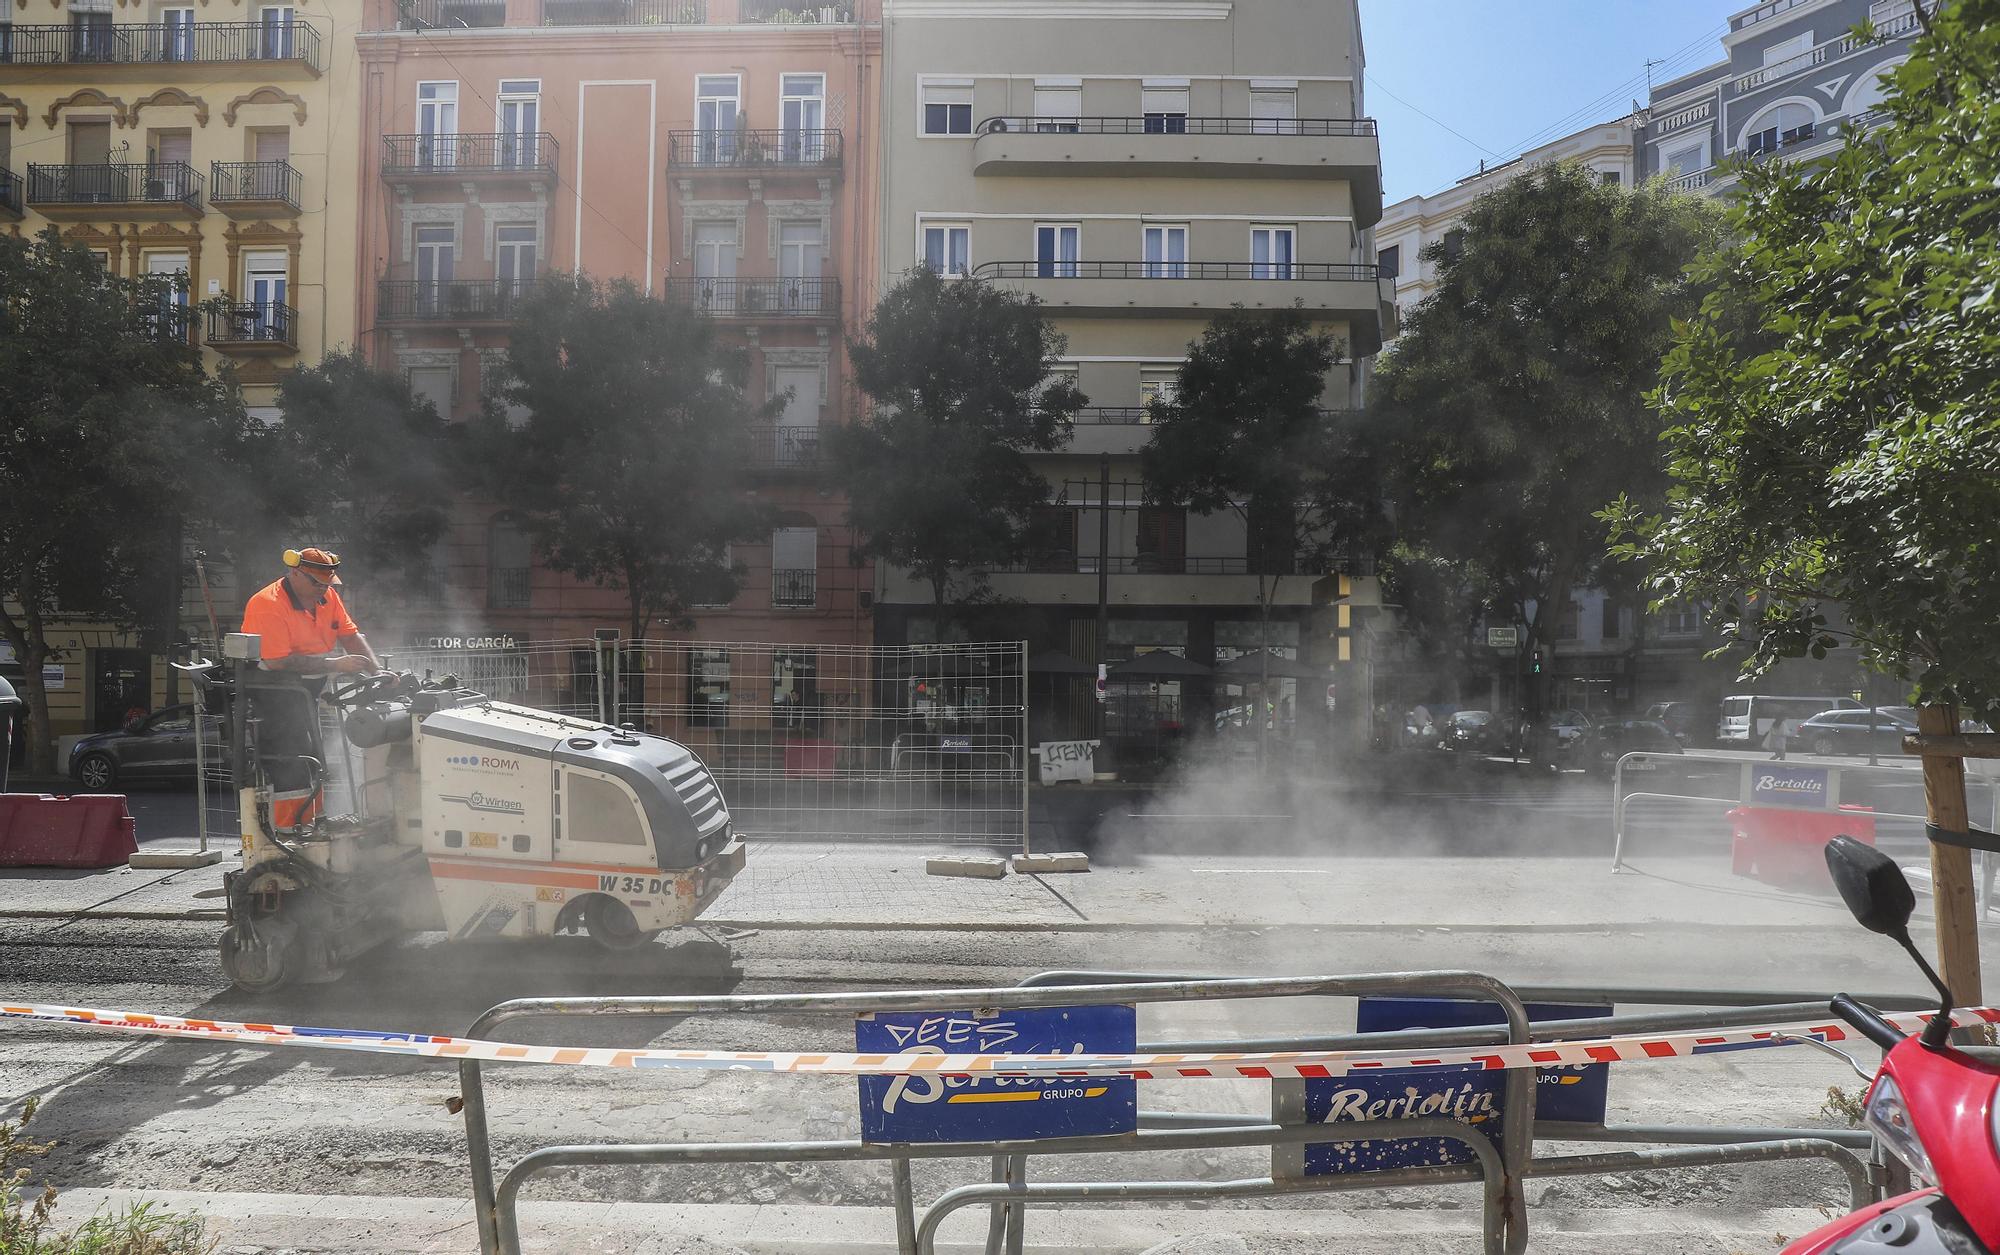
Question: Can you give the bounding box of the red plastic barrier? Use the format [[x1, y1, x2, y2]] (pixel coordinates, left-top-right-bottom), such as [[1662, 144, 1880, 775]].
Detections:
[[0, 794, 140, 868], [1730, 804, 1876, 890]]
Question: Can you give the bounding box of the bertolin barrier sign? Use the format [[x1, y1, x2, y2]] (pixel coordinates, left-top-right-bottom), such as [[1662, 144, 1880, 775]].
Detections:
[[1751, 764, 1832, 808], [855, 1005, 1138, 1144], [1273, 998, 1611, 1179]]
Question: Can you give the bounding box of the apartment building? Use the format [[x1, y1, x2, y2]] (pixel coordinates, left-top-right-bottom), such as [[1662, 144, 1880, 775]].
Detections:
[[352, 0, 881, 649], [1, 0, 362, 740], [1375, 118, 1635, 336], [1639, 0, 1922, 196], [875, 0, 1390, 755]]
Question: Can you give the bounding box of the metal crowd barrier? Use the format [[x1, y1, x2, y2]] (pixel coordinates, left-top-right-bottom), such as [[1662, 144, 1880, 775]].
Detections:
[[457, 970, 1903, 1255]]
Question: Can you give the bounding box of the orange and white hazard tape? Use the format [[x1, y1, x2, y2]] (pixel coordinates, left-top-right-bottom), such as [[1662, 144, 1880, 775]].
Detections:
[[5, 1001, 1997, 1078]]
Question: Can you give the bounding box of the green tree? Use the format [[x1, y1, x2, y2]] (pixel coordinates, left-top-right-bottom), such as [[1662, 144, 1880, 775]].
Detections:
[[0, 228, 264, 774], [831, 267, 1083, 630], [476, 274, 773, 641], [1142, 306, 1380, 723], [1610, 0, 2000, 717], [1370, 162, 1726, 708], [267, 350, 455, 608]]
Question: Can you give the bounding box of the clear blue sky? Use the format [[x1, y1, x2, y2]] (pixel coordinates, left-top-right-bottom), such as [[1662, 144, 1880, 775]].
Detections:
[[1361, 0, 1743, 204]]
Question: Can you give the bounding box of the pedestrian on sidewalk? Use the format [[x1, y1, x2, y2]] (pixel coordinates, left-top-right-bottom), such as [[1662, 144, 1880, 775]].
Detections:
[[1764, 720, 1789, 760]]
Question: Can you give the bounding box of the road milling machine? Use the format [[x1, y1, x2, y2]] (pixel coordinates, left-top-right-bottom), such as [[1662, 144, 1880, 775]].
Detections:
[[185, 632, 746, 992]]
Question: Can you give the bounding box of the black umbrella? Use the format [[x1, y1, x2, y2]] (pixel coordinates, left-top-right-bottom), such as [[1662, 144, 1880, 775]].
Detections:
[[1215, 650, 1321, 681], [1027, 649, 1097, 676], [1106, 651, 1213, 680]]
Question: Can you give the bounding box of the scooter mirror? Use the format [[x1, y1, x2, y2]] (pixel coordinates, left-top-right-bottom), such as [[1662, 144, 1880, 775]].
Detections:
[[1825, 834, 1916, 937]]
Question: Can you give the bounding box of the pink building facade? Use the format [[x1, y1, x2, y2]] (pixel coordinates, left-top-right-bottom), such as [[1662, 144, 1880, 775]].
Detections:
[[353, 0, 880, 649]]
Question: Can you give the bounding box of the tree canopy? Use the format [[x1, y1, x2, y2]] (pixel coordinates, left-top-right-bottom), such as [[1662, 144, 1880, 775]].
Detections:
[[475, 274, 774, 640], [268, 350, 455, 606], [1143, 304, 1376, 601], [0, 227, 268, 771], [831, 266, 1083, 624], [1610, 0, 2000, 717], [1369, 162, 1727, 698]]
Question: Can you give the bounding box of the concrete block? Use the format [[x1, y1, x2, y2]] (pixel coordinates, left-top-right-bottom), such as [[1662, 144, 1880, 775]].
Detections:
[[1011, 851, 1090, 874], [925, 855, 1008, 880]]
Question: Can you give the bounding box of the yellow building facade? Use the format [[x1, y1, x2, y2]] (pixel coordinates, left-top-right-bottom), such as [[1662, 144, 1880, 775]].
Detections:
[[1, 0, 361, 750]]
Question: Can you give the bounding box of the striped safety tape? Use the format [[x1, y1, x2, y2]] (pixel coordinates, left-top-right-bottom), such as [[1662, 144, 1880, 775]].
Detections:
[[3, 1001, 1995, 1079]]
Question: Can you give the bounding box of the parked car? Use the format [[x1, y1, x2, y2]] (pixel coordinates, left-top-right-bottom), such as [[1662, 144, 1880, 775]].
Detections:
[[1564, 718, 1684, 774], [1792, 707, 1921, 757], [1716, 694, 1862, 744], [1503, 708, 1593, 757], [1645, 701, 1701, 744], [68, 704, 205, 789], [1441, 710, 1498, 753]]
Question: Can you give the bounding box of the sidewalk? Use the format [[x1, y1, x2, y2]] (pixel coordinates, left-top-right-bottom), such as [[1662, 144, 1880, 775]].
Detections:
[[37, 1187, 1845, 1255], [0, 843, 1870, 933]]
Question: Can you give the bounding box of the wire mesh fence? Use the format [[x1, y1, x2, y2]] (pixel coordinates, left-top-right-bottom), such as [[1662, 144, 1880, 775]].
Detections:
[[379, 638, 1029, 849]]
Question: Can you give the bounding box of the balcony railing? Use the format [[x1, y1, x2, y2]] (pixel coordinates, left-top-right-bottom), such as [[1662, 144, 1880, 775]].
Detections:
[[974, 115, 1377, 137], [771, 568, 817, 609], [1666, 167, 1715, 193], [378, 279, 533, 322], [0, 21, 322, 69], [665, 276, 840, 318], [210, 160, 301, 210], [998, 552, 1374, 577], [738, 0, 854, 21], [666, 129, 842, 170], [0, 170, 21, 217], [142, 302, 197, 346], [206, 300, 298, 348], [1732, 0, 1814, 30], [537, 0, 704, 25], [1652, 99, 1712, 135], [972, 261, 1379, 282], [1733, 12, 1921, 93], [1064, 405, 1357, 427], [400, 0, 508, 28], [743, 425, 822, 469], [26, 162, 203, 212], [381, 133, 559, 177]]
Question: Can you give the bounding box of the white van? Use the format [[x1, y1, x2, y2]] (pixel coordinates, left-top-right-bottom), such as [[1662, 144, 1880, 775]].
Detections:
[[1717, 694, 1862, 744]]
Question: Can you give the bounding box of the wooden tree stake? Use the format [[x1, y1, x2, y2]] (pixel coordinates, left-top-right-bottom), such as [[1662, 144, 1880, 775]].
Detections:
[[1920, 703, 1983, 1005]]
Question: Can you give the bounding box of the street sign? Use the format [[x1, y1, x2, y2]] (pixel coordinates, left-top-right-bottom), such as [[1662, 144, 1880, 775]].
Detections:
[[856, 1005, 1138, 1144], [1487, 627, 1519, 649], [1273, 998, 1610, 1179]]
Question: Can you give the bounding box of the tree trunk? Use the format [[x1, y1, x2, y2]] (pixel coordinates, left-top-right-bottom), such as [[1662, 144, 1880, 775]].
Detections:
[[930, 569, 949, 643], [624, 558, 647, 643], [1918, 702, 1983, 1006], [1257, 573, 1276, 775]]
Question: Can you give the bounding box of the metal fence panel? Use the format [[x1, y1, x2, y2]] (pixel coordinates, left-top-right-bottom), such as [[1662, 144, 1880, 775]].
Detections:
[[377, 639, 1029, 850], [611, 640, 1027, 849]]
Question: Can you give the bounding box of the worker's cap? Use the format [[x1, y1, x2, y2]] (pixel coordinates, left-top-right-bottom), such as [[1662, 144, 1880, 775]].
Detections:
[[284, 546, 343, 584]]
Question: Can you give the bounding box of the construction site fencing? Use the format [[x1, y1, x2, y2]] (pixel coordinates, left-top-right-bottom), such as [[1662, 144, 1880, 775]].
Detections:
[[457, 970, 1895, 1255], [381, 638, 1030, 850]]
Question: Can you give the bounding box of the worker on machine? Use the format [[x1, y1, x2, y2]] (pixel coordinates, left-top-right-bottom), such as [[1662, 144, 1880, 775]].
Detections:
[[239, 547, 383, 828]]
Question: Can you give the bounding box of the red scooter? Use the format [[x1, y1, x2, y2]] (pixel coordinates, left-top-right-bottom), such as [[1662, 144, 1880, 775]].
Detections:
[[1782, 835, 2000, 1254]]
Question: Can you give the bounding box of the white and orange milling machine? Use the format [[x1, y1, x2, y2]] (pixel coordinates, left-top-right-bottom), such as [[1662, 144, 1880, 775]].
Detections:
[[186, 632, 744, 992]]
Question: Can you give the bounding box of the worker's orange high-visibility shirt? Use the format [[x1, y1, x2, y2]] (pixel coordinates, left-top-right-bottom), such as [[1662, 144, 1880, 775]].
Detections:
[[240, 578, 359, 662]]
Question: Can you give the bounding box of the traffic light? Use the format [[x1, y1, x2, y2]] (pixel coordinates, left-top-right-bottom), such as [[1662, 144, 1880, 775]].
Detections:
[[1531, 649, 1543, 675]]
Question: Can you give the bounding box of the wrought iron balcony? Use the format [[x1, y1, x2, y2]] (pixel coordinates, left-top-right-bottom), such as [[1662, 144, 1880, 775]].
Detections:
[[974, 115, 1377, 137], [400, 0, 508, 29], [665, 276, 840, 319], [0, 170, 21, 218], [26, 162, 203, 215], [537, 0, 704, 26], [742, 425, 822, 470], [974, 261, 1379, 282], [666, 129, 841, 171], [206, 300, 298, 351], [737, 0, 855, 23], [381, 133, 558, 178], [210, 161, 301, 213], [771, 568, 817, 609], [378, 279, 533, 322], [0, 21, 322, 70]]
